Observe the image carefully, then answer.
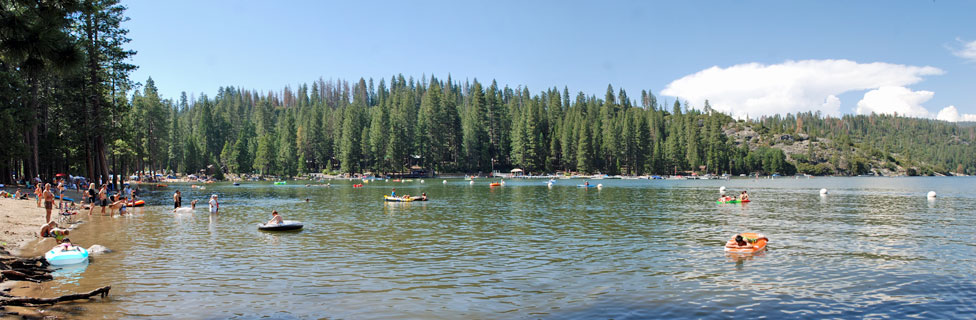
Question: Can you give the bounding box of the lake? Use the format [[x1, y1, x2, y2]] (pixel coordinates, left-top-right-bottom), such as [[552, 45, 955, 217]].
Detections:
[[26, 177, 976, 319]]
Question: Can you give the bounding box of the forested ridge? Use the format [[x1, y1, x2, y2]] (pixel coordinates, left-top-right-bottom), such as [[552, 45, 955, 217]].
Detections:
[[2, 2, 975, 185]]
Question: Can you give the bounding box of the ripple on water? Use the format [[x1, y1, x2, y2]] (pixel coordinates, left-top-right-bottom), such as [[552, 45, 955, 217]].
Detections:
[[48, 178, 976, 319]]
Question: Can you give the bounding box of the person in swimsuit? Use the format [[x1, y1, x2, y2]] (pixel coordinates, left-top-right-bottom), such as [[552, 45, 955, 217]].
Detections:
[[98, 184, 108, 215], [42, 184, 55, 222], [266, 210, 284, 225], [34, 184, 42, 208], [39, 221, 69, 243], [87, 183, 97, 215], [174, 190, 182, 209]]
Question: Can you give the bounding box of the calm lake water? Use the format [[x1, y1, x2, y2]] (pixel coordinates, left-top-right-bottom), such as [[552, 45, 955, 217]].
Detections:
[[26, 177, 976, 319]]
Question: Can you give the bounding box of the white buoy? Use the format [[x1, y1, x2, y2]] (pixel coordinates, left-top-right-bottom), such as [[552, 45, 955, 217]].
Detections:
[[927, 191, 936, 199], [442, 180, 447, 184], [820, 188, 828, 195]]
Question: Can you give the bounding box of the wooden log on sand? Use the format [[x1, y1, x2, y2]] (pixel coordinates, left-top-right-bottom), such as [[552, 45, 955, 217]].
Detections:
[[0, 285, 111, 307]]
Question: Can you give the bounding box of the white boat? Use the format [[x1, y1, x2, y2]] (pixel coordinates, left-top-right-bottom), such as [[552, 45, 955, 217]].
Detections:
[[45, 245, 89, 266]]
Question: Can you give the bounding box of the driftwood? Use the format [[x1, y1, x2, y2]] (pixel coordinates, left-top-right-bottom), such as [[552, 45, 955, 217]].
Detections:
[[0, 286, 111, 306], [0, 247, 111, 308], [0, 255, 53, 282]]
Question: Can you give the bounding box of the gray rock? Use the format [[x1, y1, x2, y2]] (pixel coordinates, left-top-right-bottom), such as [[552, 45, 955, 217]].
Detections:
[[87, 244, 112, 254]]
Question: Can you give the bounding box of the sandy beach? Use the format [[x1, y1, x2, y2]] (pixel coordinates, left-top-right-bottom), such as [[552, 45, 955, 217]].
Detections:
[[0, 197, 49, 251], [0, 189, 86, 253]]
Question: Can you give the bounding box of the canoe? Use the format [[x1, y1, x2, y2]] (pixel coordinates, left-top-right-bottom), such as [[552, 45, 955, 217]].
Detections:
[[489, 182, 502, 187], [724, 233, 768, 254], [127, 199, 146, 207], [384, 195, 414, 202], [45, 245, 90, 266], [258, 220, 303, 231]]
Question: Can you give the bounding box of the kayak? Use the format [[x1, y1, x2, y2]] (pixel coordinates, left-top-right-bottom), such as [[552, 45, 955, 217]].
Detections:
[[577, 185, 595, 188], [258, 220, 303, 231], [724, 233, 768, 254], [384, 195, 414, 202], [45, 245, 90, 266], [716, 199, 751, 204], [274, 181, 286, 185], [127, 199, 146, 207]]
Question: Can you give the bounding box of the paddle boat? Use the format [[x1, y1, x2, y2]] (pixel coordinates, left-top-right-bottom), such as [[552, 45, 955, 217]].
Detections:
[[257, 220, 303, 231], [384, 195, 414, 202], [724, 233, 768, 254], [45, 244, 90, 266]]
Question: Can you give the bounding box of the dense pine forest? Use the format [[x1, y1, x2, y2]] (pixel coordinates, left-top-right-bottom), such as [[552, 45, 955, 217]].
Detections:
[[2, 1, 975, 185]]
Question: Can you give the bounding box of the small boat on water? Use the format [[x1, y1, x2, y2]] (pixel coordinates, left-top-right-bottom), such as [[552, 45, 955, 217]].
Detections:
[[45, 245, 89, 266], [233, 182, 240, 186], [725, 233, 768, 254], [156, 184, 168, 187], [274, 181, 287, 185], [716, 199, 750, 204], [489, 182, 502, 187], [127, 199, 146, 207], [258, 220, 303, 231], [384, 195, 414, 202]]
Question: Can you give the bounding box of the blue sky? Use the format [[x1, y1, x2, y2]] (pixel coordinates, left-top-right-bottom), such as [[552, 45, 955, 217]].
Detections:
[[123, 0, 976, 120]]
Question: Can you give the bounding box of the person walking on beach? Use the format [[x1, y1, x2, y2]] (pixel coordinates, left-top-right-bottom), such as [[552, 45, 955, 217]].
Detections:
[[174, 190, 182, 209], [209, 194, 219, 214], [56, 180, 64, 209], [42, 183, 55, 222], [34, 184, 42, 208]]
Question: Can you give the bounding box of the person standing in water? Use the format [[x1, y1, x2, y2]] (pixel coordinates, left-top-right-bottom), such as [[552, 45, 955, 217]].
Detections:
[[86, 183, 97, 215], [97, 184, 108, 215], [174, 190, 182, 209], [209, 194, 219, 214]]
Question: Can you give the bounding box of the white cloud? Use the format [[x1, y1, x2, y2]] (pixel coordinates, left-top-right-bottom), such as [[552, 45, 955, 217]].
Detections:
[[936, 105, 976, 122], [855, 86, 934, 118], [661, 59, 943, 119], [951, 38, 976, 62]]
